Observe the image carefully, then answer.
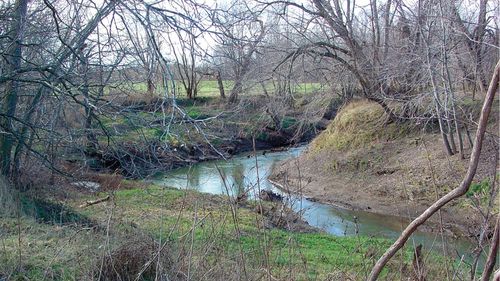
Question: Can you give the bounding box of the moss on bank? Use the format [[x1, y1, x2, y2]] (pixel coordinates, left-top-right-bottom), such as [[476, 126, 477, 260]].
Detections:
[[311, 100, 410, 152]]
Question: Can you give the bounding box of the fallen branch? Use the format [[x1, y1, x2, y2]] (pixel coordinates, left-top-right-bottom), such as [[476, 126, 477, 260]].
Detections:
[[79, 195, 110, 208], [368, 60, 500, 280]]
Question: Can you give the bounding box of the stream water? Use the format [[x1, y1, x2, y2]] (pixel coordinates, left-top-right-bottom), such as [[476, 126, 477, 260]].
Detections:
[[154, 145, 482, 264]]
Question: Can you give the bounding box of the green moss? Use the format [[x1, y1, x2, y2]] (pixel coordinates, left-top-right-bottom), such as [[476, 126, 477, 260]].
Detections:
[[281, 116, 297, 129]]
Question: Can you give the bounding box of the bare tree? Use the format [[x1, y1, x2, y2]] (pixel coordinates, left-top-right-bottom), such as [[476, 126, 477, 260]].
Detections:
[[168, 22, 203, 100], [0, 0, 28, 176], [212, 2, 266, 103], [452, 0, 491, 94]]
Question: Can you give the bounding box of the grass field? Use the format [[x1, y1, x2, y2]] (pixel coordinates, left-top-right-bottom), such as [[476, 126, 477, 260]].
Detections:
[[106, 80, 326, 99], [0, 182, 458, 280]]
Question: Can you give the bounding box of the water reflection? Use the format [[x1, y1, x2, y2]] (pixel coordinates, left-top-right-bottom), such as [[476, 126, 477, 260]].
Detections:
[[155, 146, 479, 264]]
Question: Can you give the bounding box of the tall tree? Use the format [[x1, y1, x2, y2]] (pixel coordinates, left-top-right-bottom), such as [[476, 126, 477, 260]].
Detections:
[[0, 0, 28, 176]]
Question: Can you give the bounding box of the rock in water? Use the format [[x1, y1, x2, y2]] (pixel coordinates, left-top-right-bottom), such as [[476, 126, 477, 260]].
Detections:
[[259, 189, 283, 202]]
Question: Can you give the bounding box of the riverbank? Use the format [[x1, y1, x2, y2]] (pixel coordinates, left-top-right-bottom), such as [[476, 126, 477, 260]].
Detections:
[[1, 181, 456, 280], [269, 100, 499, 240], [73, 94, 331, 179]]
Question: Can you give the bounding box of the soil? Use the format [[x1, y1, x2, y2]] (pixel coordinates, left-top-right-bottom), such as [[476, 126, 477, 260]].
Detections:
[[269, 133, 499, 238]]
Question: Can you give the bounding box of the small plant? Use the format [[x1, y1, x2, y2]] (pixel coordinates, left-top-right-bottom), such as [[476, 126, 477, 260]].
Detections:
[[466, 180, 490, 198]]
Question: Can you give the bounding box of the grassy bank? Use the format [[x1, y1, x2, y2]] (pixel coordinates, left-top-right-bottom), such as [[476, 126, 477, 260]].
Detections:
[[0, 182, 455, 280]]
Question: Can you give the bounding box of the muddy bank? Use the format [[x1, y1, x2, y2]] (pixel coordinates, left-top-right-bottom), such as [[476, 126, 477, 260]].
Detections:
[[269, 134, 498, 239], [91, 121, 322, 179], [75, 94, 337, 179]]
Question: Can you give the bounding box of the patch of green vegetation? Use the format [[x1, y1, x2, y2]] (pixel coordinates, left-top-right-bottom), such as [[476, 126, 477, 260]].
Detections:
[[235, 231, 392, 278], [256, 131, 269, 142], [186, 107, 210, 120], [1, 183, 457, 280], [196, 80, 234, 97], [466, 180, 490, 198], [292, 82, 325, 95], [20, 196, 94, 226], [464, 180, 496, 209], [281, 116, 297, 129], [0, 217, 98, 280], [106, 80, 327, 101], [312, 99, 411, 151]]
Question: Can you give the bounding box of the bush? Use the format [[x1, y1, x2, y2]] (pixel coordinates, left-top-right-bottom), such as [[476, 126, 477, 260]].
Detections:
[[96, 237, 172, 281]]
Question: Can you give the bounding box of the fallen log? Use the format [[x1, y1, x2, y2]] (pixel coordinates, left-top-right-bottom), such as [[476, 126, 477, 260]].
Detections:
[[79, 195, 110, 208]]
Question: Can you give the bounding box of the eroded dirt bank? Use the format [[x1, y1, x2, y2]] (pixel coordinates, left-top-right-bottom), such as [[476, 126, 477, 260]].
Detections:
[[270, 133, 498, 238], [269, 97, 499, 240]]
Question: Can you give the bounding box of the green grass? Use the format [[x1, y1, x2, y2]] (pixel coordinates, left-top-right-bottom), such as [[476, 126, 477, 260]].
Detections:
[[106, 80, 325, 100], [0, 184, 458, 280]]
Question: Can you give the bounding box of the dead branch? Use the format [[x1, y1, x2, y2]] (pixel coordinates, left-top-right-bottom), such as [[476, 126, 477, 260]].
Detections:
[[79, 195, 110, 208], [368, 60, 500, 280]]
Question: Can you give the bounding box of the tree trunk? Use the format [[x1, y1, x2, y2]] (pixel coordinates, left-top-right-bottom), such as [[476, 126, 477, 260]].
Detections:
[[369, 95, 399, 123], [0, 0, 28, 176], [216, 71, 225, 99], [147, 78, 155, 98], [425, 51, 454, 156], [455, 124, 464, 159], [228, 79, 242, 103]]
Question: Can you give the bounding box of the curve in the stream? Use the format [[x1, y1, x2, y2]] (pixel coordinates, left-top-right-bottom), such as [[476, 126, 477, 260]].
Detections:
[[154, 146, 481, 264]]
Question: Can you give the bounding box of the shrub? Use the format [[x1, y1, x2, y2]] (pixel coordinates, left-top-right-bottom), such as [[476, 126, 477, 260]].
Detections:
[[95, 237, 172, 281]]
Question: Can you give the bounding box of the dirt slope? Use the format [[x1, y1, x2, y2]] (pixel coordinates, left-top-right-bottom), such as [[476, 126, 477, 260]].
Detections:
[[270, 99, 499, 238]]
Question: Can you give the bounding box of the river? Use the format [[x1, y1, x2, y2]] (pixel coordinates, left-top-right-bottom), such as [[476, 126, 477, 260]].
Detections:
[[154, 145, 481, 264]]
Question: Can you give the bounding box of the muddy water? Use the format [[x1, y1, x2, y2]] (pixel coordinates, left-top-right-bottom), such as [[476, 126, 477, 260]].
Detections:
[[154, 146, 481, 264]]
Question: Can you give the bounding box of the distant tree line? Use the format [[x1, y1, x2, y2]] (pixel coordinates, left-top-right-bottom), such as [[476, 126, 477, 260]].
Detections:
[[0, 0, 497, 178]]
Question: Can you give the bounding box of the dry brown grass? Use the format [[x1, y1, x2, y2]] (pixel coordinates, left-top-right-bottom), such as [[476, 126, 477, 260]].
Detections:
[[96, 236, 172, 281], [311, 99, 411, 152]]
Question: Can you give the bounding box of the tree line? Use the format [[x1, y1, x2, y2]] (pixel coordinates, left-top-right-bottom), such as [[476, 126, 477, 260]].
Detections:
[[0, 0, 496, 180]]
